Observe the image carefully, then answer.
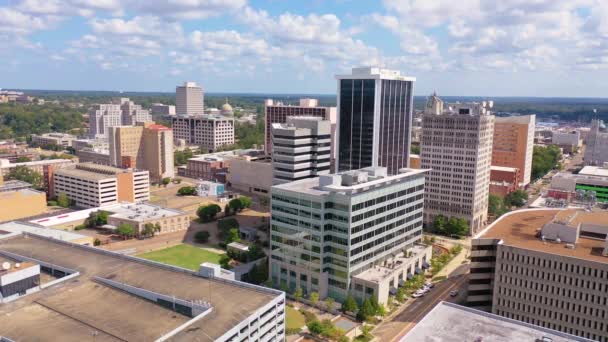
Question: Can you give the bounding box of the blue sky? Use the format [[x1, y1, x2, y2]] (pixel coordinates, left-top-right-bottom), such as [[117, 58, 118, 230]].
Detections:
[[1, 0, 608, 97]]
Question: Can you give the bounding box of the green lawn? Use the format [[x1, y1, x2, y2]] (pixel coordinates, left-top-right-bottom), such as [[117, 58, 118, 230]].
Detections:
[[286, 306, 306, 330], [138, 244, 225, 270]]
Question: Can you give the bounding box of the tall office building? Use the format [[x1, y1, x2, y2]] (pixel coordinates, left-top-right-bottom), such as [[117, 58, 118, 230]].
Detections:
[[270, 166, 430, 305], [172, 115, 234, 152], [88, 104, 122, 138], [119, 98, 152, 125], [335, 67, 415, 175], [421, 94, 495, 235], [88, 98, 151, 138], [271, 117, 331, 184], [469, 209, 608, 342], [492, 115, 535, 186], [108, 122, 174, 182], [585, 119, 608, 166], [264, 98, 336, 157], [176, 81, 204, 115]]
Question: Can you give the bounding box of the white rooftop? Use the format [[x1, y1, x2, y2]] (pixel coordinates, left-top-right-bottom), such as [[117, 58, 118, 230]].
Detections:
[[403, 302, 591, 342], [336, 66, 416, 82], [578, 166, 608, 177], [0, 221, 88, 242], [272, 167, 427, 197], [107, 203, 186, 222]]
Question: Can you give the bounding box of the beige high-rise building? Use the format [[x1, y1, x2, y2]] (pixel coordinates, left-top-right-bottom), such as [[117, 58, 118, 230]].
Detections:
[[421, 94, 495, 235], [469, 208, 608, 342], [171, 115, 234, 152], [492, 115, 535, 186], [176, 81, 204, 115], [108, 122, 174, 182]]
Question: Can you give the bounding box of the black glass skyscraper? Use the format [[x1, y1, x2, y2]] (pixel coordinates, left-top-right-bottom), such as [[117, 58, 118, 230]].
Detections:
[[336, 67, 414, 175]]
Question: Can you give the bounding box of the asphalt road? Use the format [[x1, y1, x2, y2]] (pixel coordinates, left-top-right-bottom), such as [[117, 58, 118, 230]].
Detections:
[[373, 264, 470, 342]]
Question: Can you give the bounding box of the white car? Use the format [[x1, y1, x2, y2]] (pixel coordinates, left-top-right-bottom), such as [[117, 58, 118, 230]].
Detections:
[[425, 282, 434, 288], [412, 292, 424, 298]]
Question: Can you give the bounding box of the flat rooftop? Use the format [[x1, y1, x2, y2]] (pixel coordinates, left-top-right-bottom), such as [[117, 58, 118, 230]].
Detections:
[[402, 301, 590, 342], [54, 167, 114, 181], [272, 167, 426, 196], [108, 203, 186, 222], [0, 234, 280, 341], [477, 209, 608, 264], [579, 166, 608, 177], [0, 221, 89, 242]]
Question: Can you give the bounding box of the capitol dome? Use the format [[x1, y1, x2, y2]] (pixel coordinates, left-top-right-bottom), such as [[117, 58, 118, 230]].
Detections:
[[221, 99, 233, 115]]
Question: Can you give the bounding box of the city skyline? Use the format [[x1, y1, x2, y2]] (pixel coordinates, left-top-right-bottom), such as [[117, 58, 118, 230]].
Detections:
[[2, 1, 608, 97]]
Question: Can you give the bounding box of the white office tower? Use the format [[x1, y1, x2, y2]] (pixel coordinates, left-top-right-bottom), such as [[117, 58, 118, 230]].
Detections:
[[176, 81, 204, 115], [421, 94, 495, 235], [270, 166, 431, 306], [584, 119, 608, 166], [335, 67, 415, 175], [271, 117, 331, 185], [119, 98, 152, 125], [89, 104, 122, 138]]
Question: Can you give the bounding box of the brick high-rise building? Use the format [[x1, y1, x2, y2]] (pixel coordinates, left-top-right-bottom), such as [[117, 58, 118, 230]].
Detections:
[[176, 81, 204, 115], [421, 94, 495, 235], [264, 98, 336, 157], [492, 115, 535, 186]]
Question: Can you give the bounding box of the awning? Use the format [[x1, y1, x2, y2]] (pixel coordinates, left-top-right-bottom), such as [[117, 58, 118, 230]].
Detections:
[[389, 287, 398, 295], [407, 273, 414, 280], [415, 267, 422, 274], [422, 261, 430, 269]]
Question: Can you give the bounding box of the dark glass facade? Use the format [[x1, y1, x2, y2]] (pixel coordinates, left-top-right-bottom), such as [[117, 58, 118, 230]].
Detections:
[[338, 79, 376, 172], [338, 78, 413, 174], [379, 79, 413, 175]]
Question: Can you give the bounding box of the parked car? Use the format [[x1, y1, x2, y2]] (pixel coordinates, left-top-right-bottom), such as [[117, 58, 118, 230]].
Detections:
[[425, 282, 434, 288], [412, 292, 424, 298], [449, 290, 459, 297]]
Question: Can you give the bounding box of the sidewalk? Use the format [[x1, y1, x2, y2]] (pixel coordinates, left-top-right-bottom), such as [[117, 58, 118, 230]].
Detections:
[[434, 247, 469, 279]]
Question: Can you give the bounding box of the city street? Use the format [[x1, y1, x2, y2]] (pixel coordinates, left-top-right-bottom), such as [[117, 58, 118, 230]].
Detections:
[[373, 264, 470, 342]]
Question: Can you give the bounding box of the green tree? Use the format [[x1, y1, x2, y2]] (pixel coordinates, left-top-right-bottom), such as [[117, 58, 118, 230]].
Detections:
[[161, 177, 171, 187], [194, 230, 210, 243], [142, 223, 156, 237], [116, 223, 135, 239], [6, 165, 44, 189], [532, 144, 562, 180], [197, 204, 222, 222], [376, 303, 387, 317], [342, 294, 359, 313], [433, 215, 448, 235], [307, 320, 323, 335], [488, 194, 508, 217], [93, 238, 101, 246], [56, 192, 71, 208], [504, 189, 529, 208], [174, 149, 194, 166], [229, 198, 244, 212], [396, 287, 406, 302], [219, 254, 232, 269], [294, 287, 303, 302], [226, 228, 240, 244], [239, 196, 253, 209], [445, 217, 469, 237], [85, 210, 109, 228], [410, 144, 420, 155], [324, 297, 335, 312], [15, 156, 31, 162], [309, 292, 320, 306], [357, 298, 376, 321], [177, 186, 196, 196]]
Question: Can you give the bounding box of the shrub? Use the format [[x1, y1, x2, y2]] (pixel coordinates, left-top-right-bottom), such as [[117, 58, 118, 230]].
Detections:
[[285, 327, 302, 335], [197, 204, 221, 222], [301, 309, 317, 324], [177, 186, 196, 196], [93, 238, 101, 246], [194, 231, 210, 243], [47, 200, 58, 206], [75, 224, 86, 230]]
